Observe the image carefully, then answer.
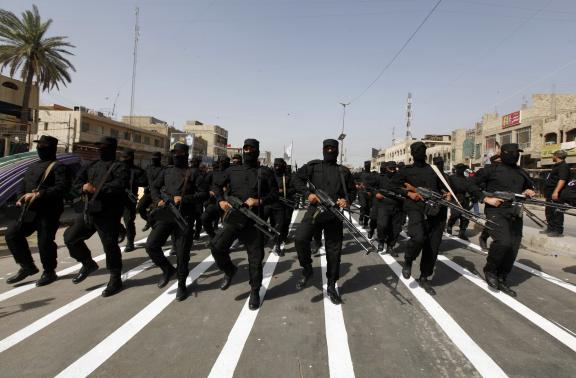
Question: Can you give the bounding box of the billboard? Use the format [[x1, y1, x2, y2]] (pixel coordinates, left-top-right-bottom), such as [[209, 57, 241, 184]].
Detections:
[[502, 111, 521, 129], [541, 141, 576, 158]]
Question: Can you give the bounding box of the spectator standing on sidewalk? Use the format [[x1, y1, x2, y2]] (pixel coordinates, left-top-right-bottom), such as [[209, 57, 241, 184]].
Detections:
[[542, 150, 571, 237]]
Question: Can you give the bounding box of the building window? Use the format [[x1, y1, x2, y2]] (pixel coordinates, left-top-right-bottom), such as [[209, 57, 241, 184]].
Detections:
[[475, 143, 481, 159], [485, 135, 497, 153], [544, 133, 558, 145], [499, 131, 512, 145], [44, 122, 48, 131], [154, 139, 160, 147], [96, 125, 104, 135], [134, 134, 142, 143], [124, 131, 130, 140], [81, 122, 90, 132], [144, 136, 150, 145], [566, 129, 576, 142], [110, 129, 119, 138], [2, 81, 18, 90], [515, 127, 531, 149]]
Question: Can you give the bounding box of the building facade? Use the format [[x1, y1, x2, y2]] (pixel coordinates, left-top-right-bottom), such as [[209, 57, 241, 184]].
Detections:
[[0, 74, 39, 156], [374, 135, 451, 171], [36, 105, 168, 164], [183, 120, 228, 158]]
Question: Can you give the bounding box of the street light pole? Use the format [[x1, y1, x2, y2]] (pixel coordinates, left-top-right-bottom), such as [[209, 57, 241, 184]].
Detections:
[[338, 102, 350, 165]]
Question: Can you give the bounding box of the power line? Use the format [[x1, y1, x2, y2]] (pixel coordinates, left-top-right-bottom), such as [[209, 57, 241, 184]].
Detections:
[[347, 0, 443, 104]]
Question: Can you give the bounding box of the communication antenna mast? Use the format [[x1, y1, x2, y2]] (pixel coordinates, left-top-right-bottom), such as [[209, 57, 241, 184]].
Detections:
[[129, 6, 140, 126], [405, 92, 413, 140], [392, 126, 396, 145]]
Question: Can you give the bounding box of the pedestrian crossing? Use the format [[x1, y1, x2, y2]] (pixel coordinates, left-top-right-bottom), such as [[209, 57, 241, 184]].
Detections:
[[0, 212, 575, 377]]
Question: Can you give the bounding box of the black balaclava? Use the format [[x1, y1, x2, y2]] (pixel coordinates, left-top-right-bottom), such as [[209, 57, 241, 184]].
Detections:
[[274, 158, 286, 175], [220, 156, 231, 171], [322, 139, 339, 163], [96, 137, 118, 161], [500, 144, 521, 166], [455, 164, 467, 176], [379, 162, 387, 174], [172, 143, 189, 168], [243, 139, 260, 166], [35, 136, 58, 161], [121, 149, 135, 167], [232, 154, 243, 166], [432, 156, 444, 172], [410, 142, 427, 164], [364, 161, 371, 173], [151, 152, 162, 167], [385, 161, 397, 176]]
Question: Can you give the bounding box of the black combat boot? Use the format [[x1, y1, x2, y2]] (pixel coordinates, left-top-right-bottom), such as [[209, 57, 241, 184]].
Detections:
[[377, 241, 385, 253], [326, 284, 342, 305], [101, 271, 123, 297], [310, 240, 321, 255], [158, 264, 176, 288], [483, 268, 499, 291], [296, 264, 313, 290], [124, 240, 135, 252], [458, 230, 469, 241], [367, 228, 375, 240], [418, 276, 436, 295], [248, 288, 261, 310], [219, 265, 238, 290], [176, 278, 188, 301], [498, 277, 517, 297], [36, 270, 58, 287], [72, 260, 99, 284], [6, 265, 39, 284], [402, 260, 412, 279], [386, 243, 398, 257]]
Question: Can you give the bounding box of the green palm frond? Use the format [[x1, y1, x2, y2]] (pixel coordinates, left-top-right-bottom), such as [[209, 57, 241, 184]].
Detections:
[[0, 5, 76, 91]]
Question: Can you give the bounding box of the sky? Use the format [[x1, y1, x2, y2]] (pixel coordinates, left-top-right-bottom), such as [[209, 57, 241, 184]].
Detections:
[[2, 0, 576, 166]]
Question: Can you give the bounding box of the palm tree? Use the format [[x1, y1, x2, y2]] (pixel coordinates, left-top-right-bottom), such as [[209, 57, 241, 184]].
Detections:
[[0, 5, 75, 134]]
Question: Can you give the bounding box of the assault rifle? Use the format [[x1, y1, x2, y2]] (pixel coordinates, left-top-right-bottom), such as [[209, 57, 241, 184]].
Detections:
[[415, 187, 497, 230], [225, 195, 280, 240], [484, 191, 576, 217], [149, 192, 189, 231], [125, 189, 138, 204], [308, 181, 376, 254]]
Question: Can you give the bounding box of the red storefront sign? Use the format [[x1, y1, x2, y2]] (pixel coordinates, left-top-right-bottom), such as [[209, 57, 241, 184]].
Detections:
[[502, 111, 521, 129]]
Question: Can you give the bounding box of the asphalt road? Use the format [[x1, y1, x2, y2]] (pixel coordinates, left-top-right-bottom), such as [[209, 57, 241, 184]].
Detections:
[[0, 212, 575, 377]]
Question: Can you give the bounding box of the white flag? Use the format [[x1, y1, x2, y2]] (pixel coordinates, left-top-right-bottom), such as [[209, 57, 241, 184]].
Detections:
[[284, 142, 293, 161]]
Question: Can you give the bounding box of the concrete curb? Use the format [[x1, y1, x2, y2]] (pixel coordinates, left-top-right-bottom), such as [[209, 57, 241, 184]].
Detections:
[[521, 226, 576, 259]]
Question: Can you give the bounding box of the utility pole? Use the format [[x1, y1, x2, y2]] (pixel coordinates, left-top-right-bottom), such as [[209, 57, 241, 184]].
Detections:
[[129, 6, 140, 126], [405, 92, 412, 140], [338, 102, 350, 165]]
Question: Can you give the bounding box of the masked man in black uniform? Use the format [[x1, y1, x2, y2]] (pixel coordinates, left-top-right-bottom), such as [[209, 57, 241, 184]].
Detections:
[[138, 152, 164, 232], [293, 139, 356, 304], [5, 136, 70, 286], [372, 161, 404, 255], [446, 163, 475, 241], [401, 142, 451, 295], [542, 150, 570, 237], [145, 143, 207, 301], [210, 139, 278, 310], [201, 157, 231, 239], [118, 149, 147, 251], [357, 161, 374, 229], [64, 137, 129, 297], [269, 158, 296, 256], [472, 143, 535, 297]]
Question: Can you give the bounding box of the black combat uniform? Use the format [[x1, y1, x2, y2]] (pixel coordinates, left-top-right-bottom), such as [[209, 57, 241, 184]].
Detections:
[[210, 139, 278, 310], [119, 149, 147, 251], [190, 156, 206, 240], [137, 152, 164, 231], [472, 143, 534, 297], [371, 161, 404, 254], [5, 135, 70, 286], [293, 139, 356, 304], [201, 157, 230, 239], [400, 142, 448, 295], [64, 136, 129, 297], [357, 161, 373, 229], [145, 143, 207, 301], [477, 154, 501, 250], [269, 157, 296, 256], [543, 154, 571, 236], [446, 163, 475, 240]]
